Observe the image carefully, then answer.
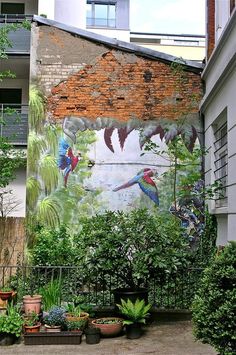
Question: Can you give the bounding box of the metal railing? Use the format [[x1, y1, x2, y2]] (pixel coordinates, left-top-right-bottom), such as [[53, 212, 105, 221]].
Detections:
[[0, 265, 204, 310], [0, 14, 33, 23], [0, 104, 28, 145]]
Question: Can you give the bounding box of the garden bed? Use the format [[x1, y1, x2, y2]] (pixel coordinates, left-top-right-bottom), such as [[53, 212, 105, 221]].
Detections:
[[24, 331, 82, 345]]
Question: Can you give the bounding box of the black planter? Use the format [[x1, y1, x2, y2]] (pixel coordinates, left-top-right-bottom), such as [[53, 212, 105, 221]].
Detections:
[[113, 288, 148, 311], [0, 333, 17, 346], [84, 327, 101, 344], [126, 323, 142, 339]]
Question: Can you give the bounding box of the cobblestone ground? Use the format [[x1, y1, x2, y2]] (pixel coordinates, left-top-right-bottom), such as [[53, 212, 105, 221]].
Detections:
[[0, 321, 217, 355]]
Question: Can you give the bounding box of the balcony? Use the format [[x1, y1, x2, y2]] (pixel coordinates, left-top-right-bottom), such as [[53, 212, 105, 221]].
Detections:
[[0, 14, 32, 54], [0, 104, 28, 145]]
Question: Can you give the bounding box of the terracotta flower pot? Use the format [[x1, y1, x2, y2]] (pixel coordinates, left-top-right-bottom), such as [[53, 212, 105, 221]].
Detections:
[[65, 311, 89, 322], [24, 323, 41, 333], [0, 291, 13, 301], [91, 317, 123, 337], [23, 295, 42, 315]]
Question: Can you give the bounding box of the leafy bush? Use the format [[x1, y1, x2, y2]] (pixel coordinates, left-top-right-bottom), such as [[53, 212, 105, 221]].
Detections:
[[192, 242, 236, 355], [30, 225, 76, 266], [74, 209, 190, 288], [0, 303, 23, 337]]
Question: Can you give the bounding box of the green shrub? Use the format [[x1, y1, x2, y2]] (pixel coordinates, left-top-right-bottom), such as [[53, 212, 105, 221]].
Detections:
[[192, 242, 236, 355]]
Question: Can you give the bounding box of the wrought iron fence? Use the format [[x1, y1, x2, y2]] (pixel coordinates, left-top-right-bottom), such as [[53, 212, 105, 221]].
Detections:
[[0, 265, 204, 310]]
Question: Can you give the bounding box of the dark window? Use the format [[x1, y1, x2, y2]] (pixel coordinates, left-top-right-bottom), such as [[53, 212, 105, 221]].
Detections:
[[86, 1, 116, 28], [1, 3, 25, 14], [0, 88, 22, 106]]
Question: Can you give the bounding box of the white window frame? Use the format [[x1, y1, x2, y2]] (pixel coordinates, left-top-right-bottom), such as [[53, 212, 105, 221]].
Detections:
[[86, 1, 116, 28]]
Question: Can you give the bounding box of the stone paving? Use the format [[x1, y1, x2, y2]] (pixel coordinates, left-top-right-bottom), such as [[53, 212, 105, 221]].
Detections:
[[0, 321, 217, 355]]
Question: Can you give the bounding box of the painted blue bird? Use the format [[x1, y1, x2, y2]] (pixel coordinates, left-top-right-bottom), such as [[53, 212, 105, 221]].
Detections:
[[113, 168, 159, 206]]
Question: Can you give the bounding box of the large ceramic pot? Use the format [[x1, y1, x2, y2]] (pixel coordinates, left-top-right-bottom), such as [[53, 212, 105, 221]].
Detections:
[[23, 295, 42, 315], [113, 288, 148, 312], [91, 317, 123, 337]]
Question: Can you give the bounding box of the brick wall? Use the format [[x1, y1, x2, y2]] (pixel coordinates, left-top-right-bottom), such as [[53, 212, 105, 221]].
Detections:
[[32, 25, 202, 124], [206, 0, 215, 60]]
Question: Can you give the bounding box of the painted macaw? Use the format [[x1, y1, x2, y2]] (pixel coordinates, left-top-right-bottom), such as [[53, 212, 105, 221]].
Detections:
[[113, 168, 159, 206], [58, 137, 81, 187]]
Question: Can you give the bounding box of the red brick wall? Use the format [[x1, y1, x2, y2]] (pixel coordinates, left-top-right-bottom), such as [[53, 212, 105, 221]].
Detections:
[[206, 0, 215, 60], [48, 50, 202, 123]]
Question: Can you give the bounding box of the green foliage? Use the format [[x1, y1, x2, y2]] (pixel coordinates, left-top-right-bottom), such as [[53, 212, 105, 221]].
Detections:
[[66, 304, 84, 317], [117, 298, 151, 325], [0, 303, 23, 337], [24, 312, 39, 326], [36, 196, 61, 228], [0, 137, 25, 188], [29, 85, 46, 131], [66, 318, 86, 331], [0, 286, 12, 292], [74, 209, 189, 288], [39, 154, 59, 194], [39, 279, 61, 312], [26, 177, 41, 210], [192, 242, 236, 355]]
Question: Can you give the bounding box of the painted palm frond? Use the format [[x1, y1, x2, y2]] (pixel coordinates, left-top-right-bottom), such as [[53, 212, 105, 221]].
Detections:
[[39, 154, 59, 194], [29, 85, 45, 131], [44, 124, 60, 155], [28, 131, 47, 173], [36, 196, 61, 228], [26, 176, 41, 210]]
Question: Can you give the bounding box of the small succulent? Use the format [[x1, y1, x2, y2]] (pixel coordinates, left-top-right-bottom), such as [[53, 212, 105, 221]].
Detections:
[[44, 306, 66, 326]]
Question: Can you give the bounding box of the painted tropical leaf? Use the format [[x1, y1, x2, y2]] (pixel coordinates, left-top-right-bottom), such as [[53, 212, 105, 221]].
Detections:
[[39, 154, 59, 194], [118, 127, 133, 150], [181, 125, 198, 153], [28, 131, 47, 173], [104, 127, 115, 152], [36, 196, 61, 228], [29, 85, 45, 131], [26, 176, 41, 210], [44, 124, 59, 155]]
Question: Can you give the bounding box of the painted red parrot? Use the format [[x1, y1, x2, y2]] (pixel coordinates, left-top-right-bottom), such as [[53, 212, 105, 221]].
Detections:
[[113, 168, 159, 206], [58, 137, 81, 187]]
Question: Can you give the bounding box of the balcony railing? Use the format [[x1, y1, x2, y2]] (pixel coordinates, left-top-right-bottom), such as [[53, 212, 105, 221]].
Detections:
[[0, 14, 33, 23], [0, 104, 28, 145], [0, 265, 204, 310]]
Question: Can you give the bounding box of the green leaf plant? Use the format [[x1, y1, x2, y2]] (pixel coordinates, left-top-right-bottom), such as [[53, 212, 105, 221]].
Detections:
[[116, 298, 151, 325]]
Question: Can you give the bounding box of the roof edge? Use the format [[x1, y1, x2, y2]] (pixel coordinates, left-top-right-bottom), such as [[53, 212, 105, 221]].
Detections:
[[33, 16, 203, 74]]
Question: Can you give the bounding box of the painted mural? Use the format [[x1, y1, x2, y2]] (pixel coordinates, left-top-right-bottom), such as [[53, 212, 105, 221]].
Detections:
[[27, 21, 204, 243]]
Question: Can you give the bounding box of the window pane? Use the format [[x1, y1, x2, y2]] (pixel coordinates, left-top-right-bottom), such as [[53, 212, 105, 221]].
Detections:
[[109, 4, 116, 19], [1, 3, 25, 14], [86, 3, 92, 18], [95, 4, 108, 19]]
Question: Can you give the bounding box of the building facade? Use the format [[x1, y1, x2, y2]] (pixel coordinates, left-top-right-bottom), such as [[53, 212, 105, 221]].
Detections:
[[201, 0, 236, 245]]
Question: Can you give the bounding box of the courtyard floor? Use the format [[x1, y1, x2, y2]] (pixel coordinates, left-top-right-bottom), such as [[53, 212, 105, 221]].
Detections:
[[0, 321, 217, 355]]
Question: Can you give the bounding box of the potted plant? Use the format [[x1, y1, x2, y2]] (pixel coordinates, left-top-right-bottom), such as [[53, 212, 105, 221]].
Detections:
[[65, 304, 89, 324], [44, 306, 66, 332], [23, 294, 42, 315], [0, 286, 13, 301], [84, 326, 101, 344], [66, 319, 87, 332], [39, 279, 61, 314], [75, 209, 189, 304], [23, 311, 41, 333], [91, 317, 123, 337], [116, 298, 152, 339], [0, 303, 24, 346]]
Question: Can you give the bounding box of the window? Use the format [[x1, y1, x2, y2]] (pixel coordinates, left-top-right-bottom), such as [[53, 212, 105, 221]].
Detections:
[[214, 119, 228, 207], [1, 3, 25, 14], [86, 1, 116, 28]]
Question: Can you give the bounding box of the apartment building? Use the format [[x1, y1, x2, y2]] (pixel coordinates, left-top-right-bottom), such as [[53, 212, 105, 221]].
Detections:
[[201, 0, 236, 245]]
